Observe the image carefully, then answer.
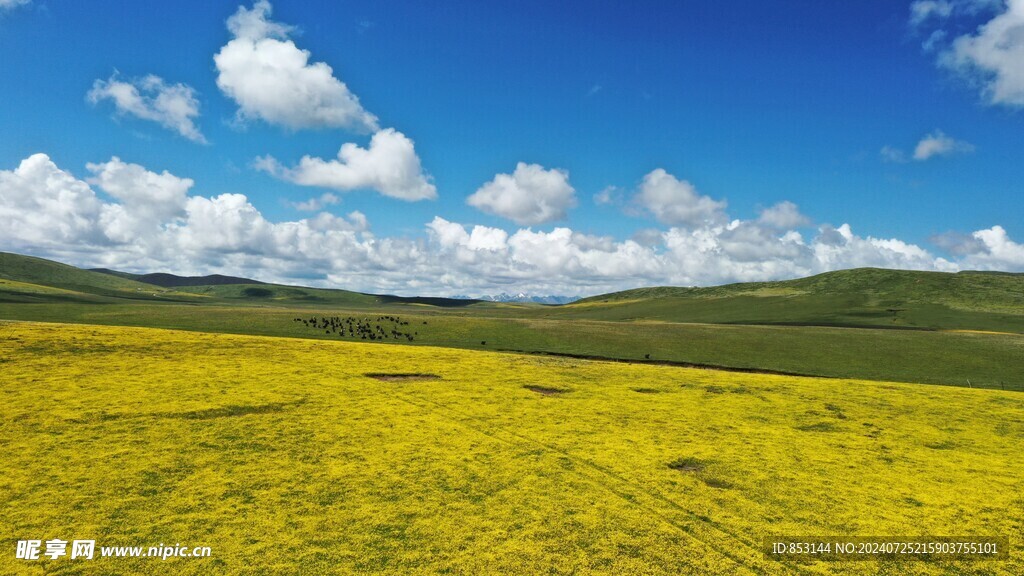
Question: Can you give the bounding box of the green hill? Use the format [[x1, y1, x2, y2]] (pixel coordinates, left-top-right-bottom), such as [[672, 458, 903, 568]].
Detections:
[[0, 252, 482, 309], [175, 282, 377, 305], [565, 268, 1024, 332], [1, 252, 1021, 389], [0, 252, 199, 302], [91, 268, 266, 287], [174, 283, 481, 308]]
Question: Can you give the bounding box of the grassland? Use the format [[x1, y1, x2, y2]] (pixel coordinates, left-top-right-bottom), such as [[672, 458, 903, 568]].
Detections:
[[565, 268, 1024, 333], [0, 301, 1021, 390], [0, 252, 199, 302], [2, 252, 1024, 390], [1, 321, 1021, 574]]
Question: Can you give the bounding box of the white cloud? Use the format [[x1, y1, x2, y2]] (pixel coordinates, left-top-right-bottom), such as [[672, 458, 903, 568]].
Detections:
[[922, 29, 949, 52], [214, 0, 378, 131], [256, 128, 436, 201], [424, 216, 969, 294], [880, 145, 909, 163], [86, 157, 192, 243], [758, 201, 811, 229], [931, 230, 986, 255], [910, 0, 955, 27], [635, 168, 727, 227], [87, 157, 192, 215], [910, 0, 1003, 28], [0, 0, 30, 11], [466, 162, 576, 225], [2, 154, 1021, 297], [913, 130, 974, 160], [951, 225, 1024, 268], [914, 0, 1024, 107], [0, 154, 105, 249], [881, 130, 973, 162], [0, 154, 389, 282], [593, 185, 620, 206], [88, 74, 206, 143], [290, 192, 340, 211]]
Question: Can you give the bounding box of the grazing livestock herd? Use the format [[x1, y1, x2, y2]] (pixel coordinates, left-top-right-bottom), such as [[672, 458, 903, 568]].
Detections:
[[293, 315, 422, 342]]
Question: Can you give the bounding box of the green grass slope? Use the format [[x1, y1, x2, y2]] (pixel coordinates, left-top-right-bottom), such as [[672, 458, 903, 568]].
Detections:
[[2, 251, 1022, 389], [2, 253, 483, 309], [176, 283, 379, 305], [565, 268, 1024, 332], [176, 283, 483, 308], [2, 301, 1020, 390], [0, 252, 198, 303]]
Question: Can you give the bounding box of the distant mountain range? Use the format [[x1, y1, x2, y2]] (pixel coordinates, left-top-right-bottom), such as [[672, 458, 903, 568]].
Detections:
[[87, 270, 578, 304], [90, 268, 266, 288], [471, 293, 579, 305]]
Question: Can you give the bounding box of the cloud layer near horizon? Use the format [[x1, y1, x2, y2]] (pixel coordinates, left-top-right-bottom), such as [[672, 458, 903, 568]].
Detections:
[[2, 153, 1021, 297]]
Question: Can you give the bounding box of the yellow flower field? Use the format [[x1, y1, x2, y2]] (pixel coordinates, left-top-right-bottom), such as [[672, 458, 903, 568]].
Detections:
[[1, 321, 1021, 575]]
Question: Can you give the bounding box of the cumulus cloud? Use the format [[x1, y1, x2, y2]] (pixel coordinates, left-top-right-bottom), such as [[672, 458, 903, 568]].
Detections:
[[937, 225, 1024, 268], [931, 230, 987, 255], [913, 0, 1024, 107], [942, 0, 1024, 106], [758, 201, 811, 229], [87, 157, 192, 214], [881, 130, 973, 162], [214, 0, 378, 131], [635, 169, 727, 227], [88, 74, 206, 143], [86, 157, 193, 243], [466, 162, 576, 225], [968, 225, 1024, 267], [255, 128, 436, 201], [423, 216, 969, 294], [290, 192, 340, 211], [913, 130, 975, 160], [0, 154, 378, 281], [1, 154, 1021, 297], [0, 154, 106, 249]]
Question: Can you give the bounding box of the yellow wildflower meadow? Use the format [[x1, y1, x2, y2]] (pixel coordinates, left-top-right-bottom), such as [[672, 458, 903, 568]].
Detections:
[[0, 321, 1021, 575]]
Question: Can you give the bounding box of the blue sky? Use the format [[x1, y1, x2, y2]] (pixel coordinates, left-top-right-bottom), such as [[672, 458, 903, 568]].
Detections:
[[0, 0, 1021, 295]]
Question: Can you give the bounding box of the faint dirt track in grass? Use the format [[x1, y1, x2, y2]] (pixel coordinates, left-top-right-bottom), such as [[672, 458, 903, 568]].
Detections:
[[384, 387, 783, 575]]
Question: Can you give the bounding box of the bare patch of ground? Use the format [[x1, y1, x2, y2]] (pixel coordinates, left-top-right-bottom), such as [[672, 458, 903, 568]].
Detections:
[[667, 457, 708, 472], [523, 384, 569, 396], [365, 373, 441, 382]]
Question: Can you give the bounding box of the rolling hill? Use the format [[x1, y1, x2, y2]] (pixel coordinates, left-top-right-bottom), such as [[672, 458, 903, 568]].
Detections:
[[4, 251, 1024, 331], [562, 267, 1024, 333], [0, 252, 200, 303], [2, 251, 1022, 389], [90, 268, 267, 287], [0, 252, 479, 308]]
